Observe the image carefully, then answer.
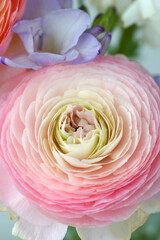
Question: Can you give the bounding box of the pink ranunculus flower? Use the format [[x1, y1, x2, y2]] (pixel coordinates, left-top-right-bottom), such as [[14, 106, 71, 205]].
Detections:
[[0, 56, 160, 240], [0, 0, 26, 54]]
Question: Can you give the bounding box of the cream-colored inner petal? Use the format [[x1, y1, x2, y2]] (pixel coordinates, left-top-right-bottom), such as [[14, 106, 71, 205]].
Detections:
[[45, 95, 120, 161]]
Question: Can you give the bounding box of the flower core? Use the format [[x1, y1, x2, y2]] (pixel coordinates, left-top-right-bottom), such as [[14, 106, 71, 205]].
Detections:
[[44, 90, 123, 162]]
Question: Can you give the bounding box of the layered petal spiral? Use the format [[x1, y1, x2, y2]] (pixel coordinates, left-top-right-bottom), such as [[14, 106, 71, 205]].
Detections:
[[0, 55, 160, 229]]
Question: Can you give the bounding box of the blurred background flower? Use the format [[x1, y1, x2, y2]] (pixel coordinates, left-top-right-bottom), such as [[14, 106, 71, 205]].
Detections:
[[0, 0, 26, 54], [83, 0, 160, 58]]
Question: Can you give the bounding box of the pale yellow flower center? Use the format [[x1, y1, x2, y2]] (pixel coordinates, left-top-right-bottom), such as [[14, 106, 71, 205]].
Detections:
[[42, 90, 123, 160], [49, 100, 116, 159]]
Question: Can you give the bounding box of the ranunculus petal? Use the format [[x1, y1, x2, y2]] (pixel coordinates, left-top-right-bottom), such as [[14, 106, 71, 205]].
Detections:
[[0, 55, 159, 229], [77, 223, 131, 240], [12, 218, 68, 240], [0, 164, 54, 225], [0, 64, 25, 91], [77, 209, 148, 240], [141, 200, 160, 214]]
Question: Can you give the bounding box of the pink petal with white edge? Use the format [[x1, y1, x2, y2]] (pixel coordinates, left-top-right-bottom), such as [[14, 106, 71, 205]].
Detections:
[[12, 218, 68, 240]]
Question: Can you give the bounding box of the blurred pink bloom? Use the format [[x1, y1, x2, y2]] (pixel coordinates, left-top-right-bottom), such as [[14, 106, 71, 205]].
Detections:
[[0, 0, 26, 54], [0, 56, 160, 240]]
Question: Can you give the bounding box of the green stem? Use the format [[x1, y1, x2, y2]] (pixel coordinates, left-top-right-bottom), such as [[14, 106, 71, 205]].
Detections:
[[110, 25, 140, 58]]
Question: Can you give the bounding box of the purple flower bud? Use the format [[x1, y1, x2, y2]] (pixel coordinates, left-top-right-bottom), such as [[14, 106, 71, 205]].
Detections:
[[86, 26, 111, 55]]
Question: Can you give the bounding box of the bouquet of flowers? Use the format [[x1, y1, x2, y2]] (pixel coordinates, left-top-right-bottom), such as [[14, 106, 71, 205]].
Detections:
[[0, 1, 160, 240]]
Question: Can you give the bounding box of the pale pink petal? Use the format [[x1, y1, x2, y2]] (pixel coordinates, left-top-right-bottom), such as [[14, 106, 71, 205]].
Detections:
[[0, 164, 56, 226]]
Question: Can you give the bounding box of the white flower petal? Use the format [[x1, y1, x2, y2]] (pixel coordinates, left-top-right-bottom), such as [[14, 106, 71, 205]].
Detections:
[[138, 0, 155, 19], [142, 20, 160, 47], [141, 199, 160, 214], [122, 1, 141, 27], [77, 222, 131, 240], [77, 209, 148, 240], [115, 0, 132, 15], [12, 218, 68, 240]]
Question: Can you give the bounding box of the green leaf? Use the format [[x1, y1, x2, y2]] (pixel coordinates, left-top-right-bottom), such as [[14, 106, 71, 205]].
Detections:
[[92, 7, 119, 32], [110, 25, 141, 58], [64, 227, 81, 240], [131, 213, 160, 240]]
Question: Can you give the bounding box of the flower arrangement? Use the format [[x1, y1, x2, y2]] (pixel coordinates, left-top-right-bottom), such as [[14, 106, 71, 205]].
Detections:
[[0, 1, 160, 240]]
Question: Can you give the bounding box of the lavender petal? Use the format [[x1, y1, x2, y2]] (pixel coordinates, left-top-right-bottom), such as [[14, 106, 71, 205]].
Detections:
[[42, 9, 90, 54], [13, 18, 43, 54], [87, 26, 111, 55], [87, 25, 105, 36], [29, 49, 79, 66], [69, 32, 101, 65], [0, 55, 40, 70], [64, 49, 79, 62], [29, 52, 66, 66], [98, 31, 111, 55]]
